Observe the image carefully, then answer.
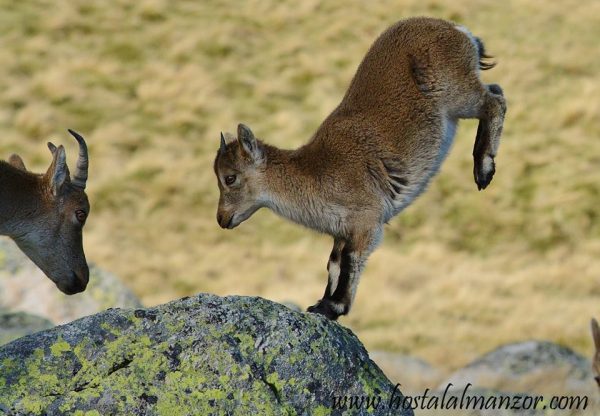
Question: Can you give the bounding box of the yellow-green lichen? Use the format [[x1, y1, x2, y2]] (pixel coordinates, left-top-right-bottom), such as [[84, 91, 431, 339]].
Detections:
[[51, 338, 71, 356], [266, 372, 285, 392], [313, 405, 332, 416], [20, 395, 48, 414], [73, 411, 102, 416]]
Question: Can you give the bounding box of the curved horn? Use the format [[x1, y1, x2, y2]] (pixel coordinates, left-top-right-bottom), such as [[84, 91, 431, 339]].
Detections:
[[68, 129, 88, 190], [220, 132, 226, 153]]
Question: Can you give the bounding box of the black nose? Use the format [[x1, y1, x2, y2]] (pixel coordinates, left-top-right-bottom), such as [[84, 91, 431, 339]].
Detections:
[[61, 270, 88, 295], [217, 213, 233, 229], [61, 280, 86, 295], [76, 267, 90, 286]]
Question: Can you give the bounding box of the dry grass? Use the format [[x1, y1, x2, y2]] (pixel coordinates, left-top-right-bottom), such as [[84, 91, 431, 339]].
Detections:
[[0, 0, 599, 372]]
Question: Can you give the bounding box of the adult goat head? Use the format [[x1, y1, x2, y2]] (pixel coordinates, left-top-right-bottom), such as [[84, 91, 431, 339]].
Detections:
[[0, 130, 91, 294]]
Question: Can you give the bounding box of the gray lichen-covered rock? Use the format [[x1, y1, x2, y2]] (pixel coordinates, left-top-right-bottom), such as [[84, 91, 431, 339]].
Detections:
[[440, 341, 597, 397], [0, 294, 412, 415], [0, 238, 142, 324], [0, 310, 54, 346]]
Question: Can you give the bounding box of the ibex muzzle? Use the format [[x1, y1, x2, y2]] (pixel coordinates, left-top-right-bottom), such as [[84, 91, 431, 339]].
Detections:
[[215, 130, 264, 230], [214, 17, 507, 319], [1, 130, 91, 295]]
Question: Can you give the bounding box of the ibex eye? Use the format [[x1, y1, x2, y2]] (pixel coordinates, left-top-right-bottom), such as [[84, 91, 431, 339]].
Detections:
[[75, 210, 87, 223], [225, 175, 236, 186]]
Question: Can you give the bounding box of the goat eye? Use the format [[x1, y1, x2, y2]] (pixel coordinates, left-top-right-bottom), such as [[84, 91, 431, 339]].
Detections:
[[75, 210, 87, 223], [225, 175, 236, 186]]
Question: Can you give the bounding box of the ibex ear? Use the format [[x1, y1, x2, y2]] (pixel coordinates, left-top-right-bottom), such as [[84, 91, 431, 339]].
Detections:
[[220, 132, 227, 154], [47, 142, 58, 155], [47, 145, 70, 196], [8, 154, 26, 171], [237, 123, 261, 161], [592, 318, 600, 351]]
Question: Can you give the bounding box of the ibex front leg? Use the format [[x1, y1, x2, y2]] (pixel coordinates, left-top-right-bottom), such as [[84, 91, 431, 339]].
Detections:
[[323, 238, 345, 298], [473, 84, 506, 190], [308, 231, 376, 320]]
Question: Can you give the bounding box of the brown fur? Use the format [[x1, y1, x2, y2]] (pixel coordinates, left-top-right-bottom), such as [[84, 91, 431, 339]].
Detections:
[[0, 131, 91, 295], [214, 17, 506, 319], [592, 318, 600, 389]]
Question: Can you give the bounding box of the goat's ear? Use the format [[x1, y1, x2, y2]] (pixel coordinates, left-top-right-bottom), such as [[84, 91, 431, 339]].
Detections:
[[47, 145, 70, 196], [237, 123, 261, 161], [47, 142, 58, 155], [220, 132, 227, 154], [592, 318, 600, 351], [8, 154, 26, 171]]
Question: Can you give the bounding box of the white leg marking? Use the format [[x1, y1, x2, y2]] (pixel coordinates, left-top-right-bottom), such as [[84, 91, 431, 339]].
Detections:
[[482, 155, 494, 177], [327, 261, 340, 296]]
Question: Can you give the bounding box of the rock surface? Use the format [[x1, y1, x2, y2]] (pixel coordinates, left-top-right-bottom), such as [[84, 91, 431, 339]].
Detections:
[[440, 341, 597, 397], [0, 238, 142, 324], [0, 293, 412, 415], [0, 310, 54, 346], [370, 351, 443, 393]]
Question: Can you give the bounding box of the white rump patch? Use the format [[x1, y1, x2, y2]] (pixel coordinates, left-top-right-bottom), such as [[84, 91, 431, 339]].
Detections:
[[454, 25, 477, 49], [454, 24, 481, 77]]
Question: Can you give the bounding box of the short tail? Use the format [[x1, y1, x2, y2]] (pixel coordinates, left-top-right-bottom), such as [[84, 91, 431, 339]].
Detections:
[[475, 37, 496, 70]]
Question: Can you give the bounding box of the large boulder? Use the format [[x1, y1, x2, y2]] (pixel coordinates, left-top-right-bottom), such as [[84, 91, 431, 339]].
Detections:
[[0, 238, 141, 324], [0, 294, 412, 415]]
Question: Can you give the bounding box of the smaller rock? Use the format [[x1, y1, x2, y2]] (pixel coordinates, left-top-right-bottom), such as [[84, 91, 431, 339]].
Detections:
[[440, 341, 597, 397], [0, 238, 142, 324], [0, 310, 54, 346], [370, 350, 444, 393]]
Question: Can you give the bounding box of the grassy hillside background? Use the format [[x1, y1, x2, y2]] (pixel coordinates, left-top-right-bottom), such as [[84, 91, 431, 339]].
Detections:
[[0, 0, 598, 369]]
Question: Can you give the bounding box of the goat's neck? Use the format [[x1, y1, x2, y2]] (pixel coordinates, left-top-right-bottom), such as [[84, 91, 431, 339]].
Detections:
[[260, 144, 326, 227], [0, 162, 45, 237]]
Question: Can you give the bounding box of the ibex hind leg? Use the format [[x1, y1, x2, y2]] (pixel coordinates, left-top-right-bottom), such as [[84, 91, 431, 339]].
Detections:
[[473, 84, 506, 190]]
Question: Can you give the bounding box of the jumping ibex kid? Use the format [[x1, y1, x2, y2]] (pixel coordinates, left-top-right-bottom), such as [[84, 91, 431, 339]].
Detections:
[[0, 130, 91, 294], [214, 17, 507, 319]]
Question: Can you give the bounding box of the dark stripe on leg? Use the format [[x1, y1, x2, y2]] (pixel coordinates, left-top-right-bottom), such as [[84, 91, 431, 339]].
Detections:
[[329, 245, 352, 314]]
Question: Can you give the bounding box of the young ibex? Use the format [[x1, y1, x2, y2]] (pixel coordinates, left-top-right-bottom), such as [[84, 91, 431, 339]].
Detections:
[[214, 17, 506, 319], [0, 130, 91, 295], [592, 318, 600, 389]]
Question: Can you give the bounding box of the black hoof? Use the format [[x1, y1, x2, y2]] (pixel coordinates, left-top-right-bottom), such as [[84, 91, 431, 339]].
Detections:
[[474, 158, 495, 191], [307, 300, 342, 320]]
